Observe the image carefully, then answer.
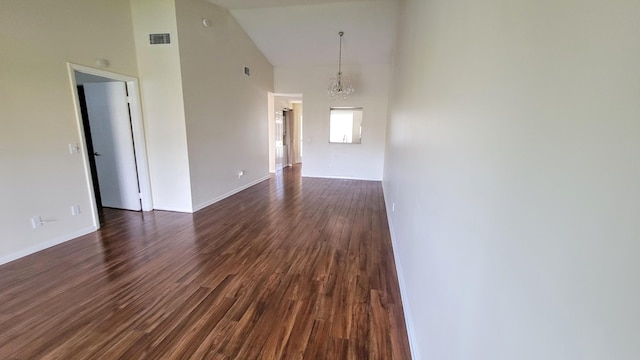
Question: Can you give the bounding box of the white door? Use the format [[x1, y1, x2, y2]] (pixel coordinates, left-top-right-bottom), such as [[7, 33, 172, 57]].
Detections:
[[84, 82, 141, 211]]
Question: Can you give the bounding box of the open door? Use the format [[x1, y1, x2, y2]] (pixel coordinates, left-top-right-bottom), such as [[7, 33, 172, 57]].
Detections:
[[83, 82, 141, 211]]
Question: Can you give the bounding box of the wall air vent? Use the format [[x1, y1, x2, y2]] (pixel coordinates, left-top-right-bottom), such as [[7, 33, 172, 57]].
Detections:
[[149, 33, 171, 45]]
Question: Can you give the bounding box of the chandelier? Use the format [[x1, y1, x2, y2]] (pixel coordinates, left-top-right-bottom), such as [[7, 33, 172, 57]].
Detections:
[[328, 31, 354, 100]]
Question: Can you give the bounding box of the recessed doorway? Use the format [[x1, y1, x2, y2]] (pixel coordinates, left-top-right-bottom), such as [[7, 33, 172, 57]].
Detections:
[[269, 93, 303, 173], [68, 64, 153, 227]]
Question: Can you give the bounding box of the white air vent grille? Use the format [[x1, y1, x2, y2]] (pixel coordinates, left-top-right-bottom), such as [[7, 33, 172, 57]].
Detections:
[[149, 33, 171, 45]]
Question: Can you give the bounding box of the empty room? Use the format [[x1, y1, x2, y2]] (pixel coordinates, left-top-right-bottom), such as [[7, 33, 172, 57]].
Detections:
[[1, 0, 640, 359]]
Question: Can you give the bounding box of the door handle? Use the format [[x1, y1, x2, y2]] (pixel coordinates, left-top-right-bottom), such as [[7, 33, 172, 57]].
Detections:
[[94, 152, 102, 156]]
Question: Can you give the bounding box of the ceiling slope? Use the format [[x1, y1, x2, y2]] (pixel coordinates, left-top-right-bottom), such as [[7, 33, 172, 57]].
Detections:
[[207, 0, 398, 67]]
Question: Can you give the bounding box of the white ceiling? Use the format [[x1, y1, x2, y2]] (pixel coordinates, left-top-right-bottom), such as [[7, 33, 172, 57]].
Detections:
[[206, 0, 398, 67], [208, 0, 395, 10]]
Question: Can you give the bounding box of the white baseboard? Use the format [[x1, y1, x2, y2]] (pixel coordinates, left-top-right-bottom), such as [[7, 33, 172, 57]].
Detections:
[[0, 226, 97, 266], [301, 174, 382, 182], [192, 175, 271, 212], [382, 184, 420, 360], [151, 206, 193, 213]]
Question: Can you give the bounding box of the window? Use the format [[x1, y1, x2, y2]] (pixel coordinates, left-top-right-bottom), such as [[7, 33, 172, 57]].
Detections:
[[329, 107, 363, 144]]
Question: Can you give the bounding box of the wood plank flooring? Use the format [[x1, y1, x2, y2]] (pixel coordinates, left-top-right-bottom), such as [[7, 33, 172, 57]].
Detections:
[[0, 165, 411, 359]]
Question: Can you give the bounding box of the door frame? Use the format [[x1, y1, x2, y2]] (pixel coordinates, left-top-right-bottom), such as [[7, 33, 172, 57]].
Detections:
[[67, 63, 153, 228], [271, 93, 303, 172]]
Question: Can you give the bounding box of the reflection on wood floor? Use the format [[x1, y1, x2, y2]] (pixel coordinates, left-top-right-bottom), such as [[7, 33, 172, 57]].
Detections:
[[0, 164, 411, 359]]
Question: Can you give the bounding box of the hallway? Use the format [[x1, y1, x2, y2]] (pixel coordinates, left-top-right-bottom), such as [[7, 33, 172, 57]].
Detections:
[[0, 166, 411, 359]]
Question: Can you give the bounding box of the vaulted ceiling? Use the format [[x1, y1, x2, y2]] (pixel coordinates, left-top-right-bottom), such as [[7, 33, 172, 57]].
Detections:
[[206, 0, 399, 68]]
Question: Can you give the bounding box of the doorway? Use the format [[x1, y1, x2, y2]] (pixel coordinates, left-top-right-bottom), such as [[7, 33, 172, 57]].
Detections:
[[275, 109, 284, 171], [69, 64, 152, 227], [270, 93, 303, 173]]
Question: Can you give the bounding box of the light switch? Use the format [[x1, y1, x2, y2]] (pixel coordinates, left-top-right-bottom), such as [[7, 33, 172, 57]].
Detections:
[[69, 143, 80, 154]]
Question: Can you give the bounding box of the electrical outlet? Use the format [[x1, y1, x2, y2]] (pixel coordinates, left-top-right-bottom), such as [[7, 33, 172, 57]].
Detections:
[[31, 216, 43, 229], [238, 170, 244, 179], [71, 205, 81, 215], [30, 216, 55, 228], [392, 202, 395, 212]]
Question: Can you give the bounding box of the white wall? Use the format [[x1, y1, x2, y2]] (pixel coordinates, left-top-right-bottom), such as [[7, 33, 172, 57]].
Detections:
[[175, 0, 273, 211], [268, 93, 276, 173], [292, 102, 303, 164], [0, 0, 139, 264], [274, 97, 291, 111], [131, 0, 193, 212], [384, 0, 640, 359], [275, 64, 389, 180]]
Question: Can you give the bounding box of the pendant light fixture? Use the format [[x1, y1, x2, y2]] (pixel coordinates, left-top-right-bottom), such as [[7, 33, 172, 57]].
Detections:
[[327, 31, 354, 100]]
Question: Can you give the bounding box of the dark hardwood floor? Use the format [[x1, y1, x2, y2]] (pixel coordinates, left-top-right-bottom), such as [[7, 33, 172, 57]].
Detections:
[[0, 165, 411, 359]]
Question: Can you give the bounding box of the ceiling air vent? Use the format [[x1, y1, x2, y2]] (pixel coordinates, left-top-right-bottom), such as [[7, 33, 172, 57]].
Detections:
[[149, 33, 171, 45]]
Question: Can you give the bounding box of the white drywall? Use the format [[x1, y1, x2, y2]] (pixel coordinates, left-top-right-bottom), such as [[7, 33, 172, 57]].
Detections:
[[174, 0, 273, 211], [268, 93, 276, 173], [384, 0, 640, 359], [292, 102, 303, 164], [275, 64, 389, 180], [0, 0, 138, 263], [131, 0, 193, 212]]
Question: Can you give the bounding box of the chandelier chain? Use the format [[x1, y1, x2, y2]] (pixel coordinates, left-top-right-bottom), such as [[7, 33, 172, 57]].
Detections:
[[338, 31, 343, 76]]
